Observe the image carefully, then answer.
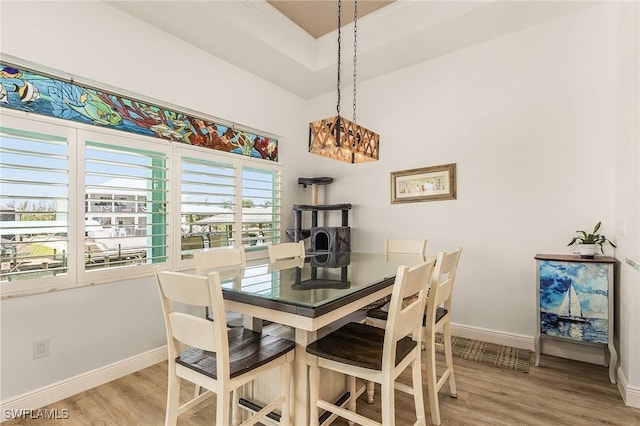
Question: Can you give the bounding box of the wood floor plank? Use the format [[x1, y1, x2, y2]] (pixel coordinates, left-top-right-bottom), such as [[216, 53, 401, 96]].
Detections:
[[3, 351, 639, 425]]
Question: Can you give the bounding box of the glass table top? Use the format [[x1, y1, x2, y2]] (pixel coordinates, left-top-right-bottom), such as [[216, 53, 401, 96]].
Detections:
[[215, 252, 427, 316]]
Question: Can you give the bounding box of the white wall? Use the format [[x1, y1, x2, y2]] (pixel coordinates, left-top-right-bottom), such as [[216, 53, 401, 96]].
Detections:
[[0, 1, 306, 401], [296, 2, 639, 396], [613, 1, 640, 405], [302, 2, 614, 333]]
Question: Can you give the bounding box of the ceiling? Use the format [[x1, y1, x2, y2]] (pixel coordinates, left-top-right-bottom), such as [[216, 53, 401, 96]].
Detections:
[[266, 1, 394, 38], [105, 1, 595, 99]]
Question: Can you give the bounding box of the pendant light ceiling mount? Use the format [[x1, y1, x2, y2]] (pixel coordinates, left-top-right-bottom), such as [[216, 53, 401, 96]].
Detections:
[[308, 0, 380, 164]]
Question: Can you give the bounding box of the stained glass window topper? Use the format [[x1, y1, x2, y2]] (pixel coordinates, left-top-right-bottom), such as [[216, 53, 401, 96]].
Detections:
[[0, 62, 278, 162]]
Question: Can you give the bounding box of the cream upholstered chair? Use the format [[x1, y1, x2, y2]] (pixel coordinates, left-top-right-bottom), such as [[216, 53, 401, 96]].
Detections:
[[423, 247, 462, 426], [194, 247, 246, 328], [306, 258, 435, 426], [384, 238, 427, 256], [267, 241, 305, 262], [155, 268, 295, 426]]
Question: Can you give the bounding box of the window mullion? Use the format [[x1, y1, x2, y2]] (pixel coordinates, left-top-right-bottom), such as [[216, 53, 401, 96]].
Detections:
[[69, 129, 83, 284], [233, 165, 243, 249]]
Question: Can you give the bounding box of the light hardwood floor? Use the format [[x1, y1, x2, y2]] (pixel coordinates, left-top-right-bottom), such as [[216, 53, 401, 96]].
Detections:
[[4, 351, 639, 425]]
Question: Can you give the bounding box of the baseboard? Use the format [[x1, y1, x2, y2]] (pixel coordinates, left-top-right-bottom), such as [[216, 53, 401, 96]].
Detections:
[[616, 367, 640, 408], [0, 346, 167, 422], [452, 323, 610, 365], [451, 322, 534, 351]]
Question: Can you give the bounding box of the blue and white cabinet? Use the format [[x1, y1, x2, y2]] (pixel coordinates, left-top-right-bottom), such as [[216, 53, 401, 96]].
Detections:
[[534, 254, 617, 383]]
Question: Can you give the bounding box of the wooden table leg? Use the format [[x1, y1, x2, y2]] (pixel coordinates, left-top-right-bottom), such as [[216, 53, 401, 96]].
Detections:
[[293, 328, 316, 425], [243, 316, 263, 332]]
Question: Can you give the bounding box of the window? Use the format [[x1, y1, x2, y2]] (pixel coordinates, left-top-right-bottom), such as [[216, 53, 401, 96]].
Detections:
[[0, 117, 72, 289], [241, 166, 281, 250], [82, 132, 168, 276], [180, 156, 236, 259], [0, 111, 281, 296]]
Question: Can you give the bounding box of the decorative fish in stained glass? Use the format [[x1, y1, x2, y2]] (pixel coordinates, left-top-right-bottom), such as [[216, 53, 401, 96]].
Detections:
[[0, 62, 278, 162]]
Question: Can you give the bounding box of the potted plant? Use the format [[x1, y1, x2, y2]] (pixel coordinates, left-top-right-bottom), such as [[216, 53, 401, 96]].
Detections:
[[567, 221, 616, 258]]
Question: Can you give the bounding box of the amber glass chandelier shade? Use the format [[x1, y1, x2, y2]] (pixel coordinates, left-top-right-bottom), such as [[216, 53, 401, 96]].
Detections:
[[309, 116, 379, 164]]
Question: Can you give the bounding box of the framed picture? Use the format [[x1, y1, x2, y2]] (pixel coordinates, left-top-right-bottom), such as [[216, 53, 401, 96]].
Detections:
[[390, 163, 456, 204]]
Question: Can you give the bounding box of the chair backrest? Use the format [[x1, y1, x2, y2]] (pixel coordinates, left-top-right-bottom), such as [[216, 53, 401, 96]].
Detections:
[[194, 247, 246, 275], [267, 240, 305, 262], [426, 247, 462, 327], [382, 258, 436, 366], [384, 239, 427, 256], [268, 257, 305, 273], [154, 269, 231, 378]]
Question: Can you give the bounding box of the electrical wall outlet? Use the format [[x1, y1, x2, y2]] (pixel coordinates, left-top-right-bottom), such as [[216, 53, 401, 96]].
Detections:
[[33, 339, 49, 359]]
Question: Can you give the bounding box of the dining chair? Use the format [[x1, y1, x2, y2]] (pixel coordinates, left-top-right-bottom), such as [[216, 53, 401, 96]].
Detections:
[[267, 241, 305, 262], [194, 247, 246, 273], [363, 247, 462, 425], [423, 247, 462, 425], [155, 268, 295, 426], [267, 257, 305, 273], [194, 247, 246, 328], [384, 238, 427, 256], [362, 238, 427, 316], [306, 258, 436, 426]]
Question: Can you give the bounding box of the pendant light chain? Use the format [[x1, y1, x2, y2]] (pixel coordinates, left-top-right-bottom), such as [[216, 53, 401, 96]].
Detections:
[[309, 0, 379, 163], [336, 0, 342, 117], [352, 0, 358, 124]]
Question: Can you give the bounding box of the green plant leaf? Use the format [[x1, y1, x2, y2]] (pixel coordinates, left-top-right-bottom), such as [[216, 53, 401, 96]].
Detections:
[[569, 222, 615, 252], [593, 221, 601, 234]]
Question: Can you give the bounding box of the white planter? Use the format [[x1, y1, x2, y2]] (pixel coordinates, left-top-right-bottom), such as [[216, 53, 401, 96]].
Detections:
[[579, 244, 597, 258]]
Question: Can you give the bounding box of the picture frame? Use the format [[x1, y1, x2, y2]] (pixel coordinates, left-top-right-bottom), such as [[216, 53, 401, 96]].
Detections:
[[390, 163, 457, 204]]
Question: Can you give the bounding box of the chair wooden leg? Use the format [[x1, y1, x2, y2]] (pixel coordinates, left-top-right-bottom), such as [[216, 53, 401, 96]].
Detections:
[[443, 324, 457, 398], [217, 390, 231, 426], [280, 360, 292, 426], [309, 364, 320, 426], [347, 375, 357, 426], [165, 372, 180, 426], [380, 376, 396, 426], [366, 380, 375, 404], [412, 355, 426, 425], [425, 338, 441, 426], [232, 388, 241, 426]]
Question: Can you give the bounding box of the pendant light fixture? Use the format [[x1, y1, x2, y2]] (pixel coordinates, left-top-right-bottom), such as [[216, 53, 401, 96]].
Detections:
[[309, 0, 379, 163]]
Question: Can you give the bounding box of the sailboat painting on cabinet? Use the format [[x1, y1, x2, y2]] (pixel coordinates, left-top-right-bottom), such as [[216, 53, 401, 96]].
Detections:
[[539, 260, 608, 344]]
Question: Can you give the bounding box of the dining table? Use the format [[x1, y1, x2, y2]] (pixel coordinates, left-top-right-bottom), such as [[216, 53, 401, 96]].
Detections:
[[208, 250, 427, 425]]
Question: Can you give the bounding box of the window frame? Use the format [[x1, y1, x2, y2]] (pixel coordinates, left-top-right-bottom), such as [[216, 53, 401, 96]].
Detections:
[[174, 143, 282, 269], [0, 113, 77, 295], [76, 128, 173, 284], [177, 152, 237, 261], [0, 109, 282, 297], [240, 165, 282, 251]]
